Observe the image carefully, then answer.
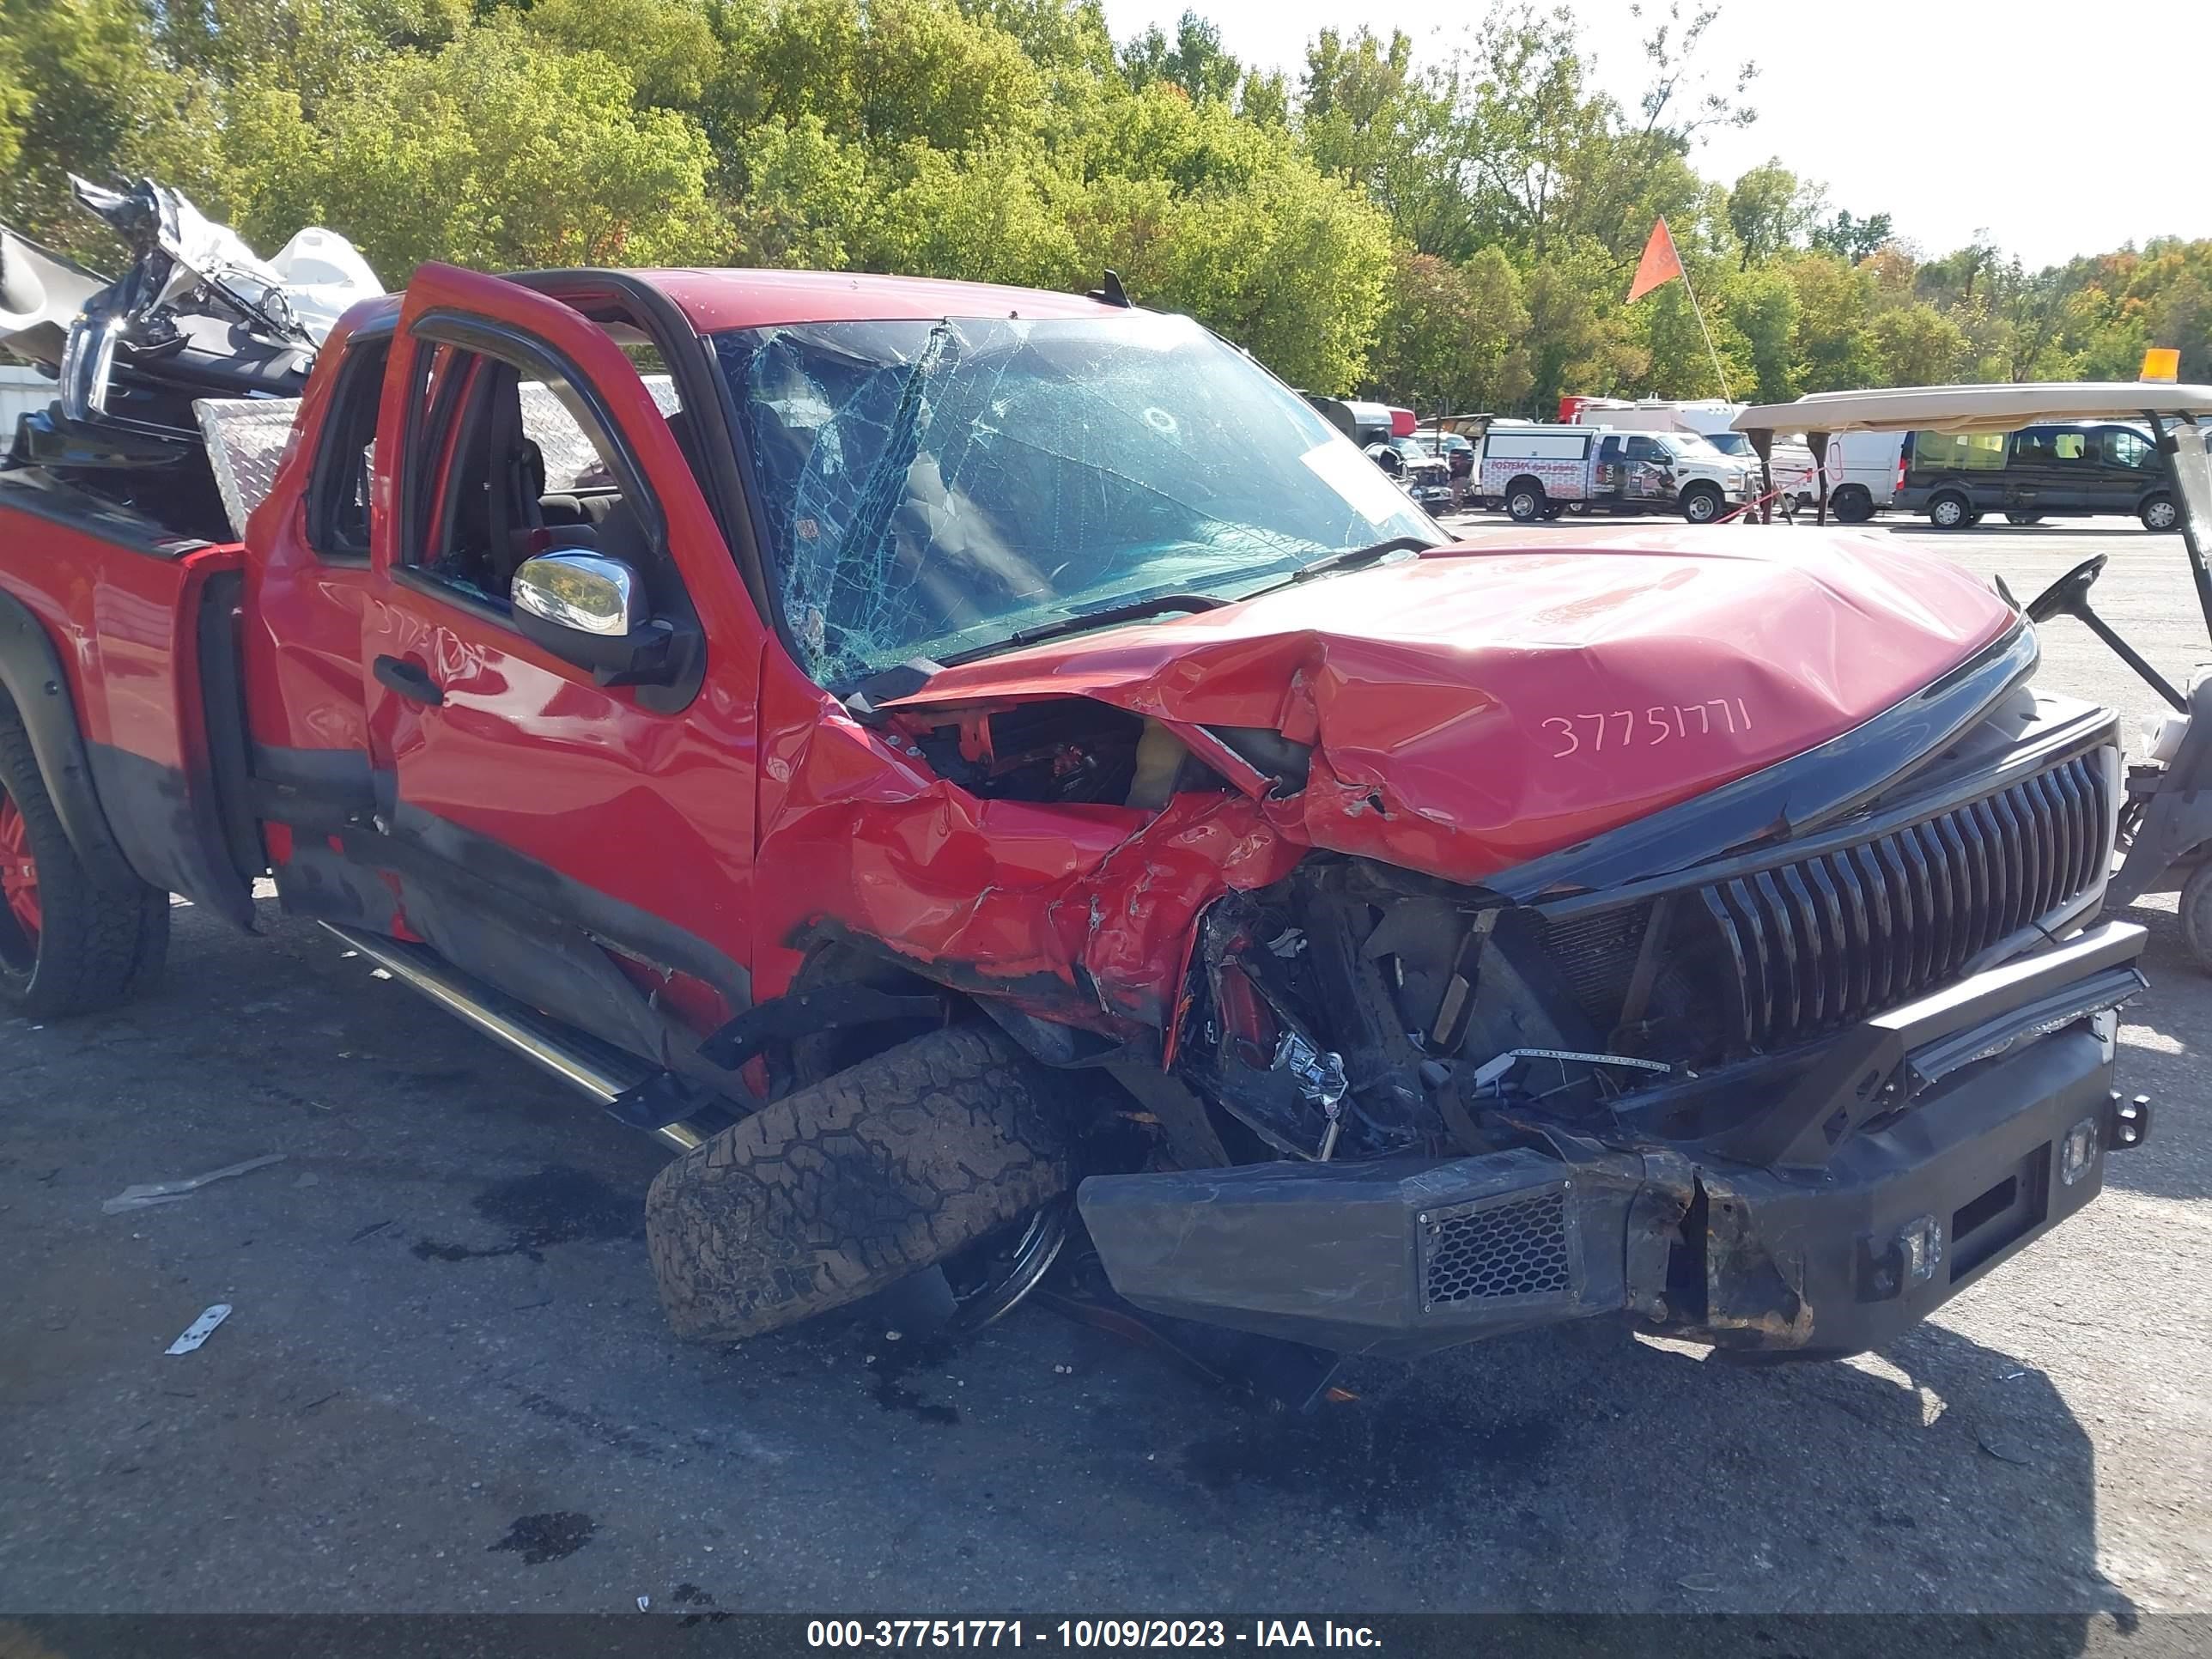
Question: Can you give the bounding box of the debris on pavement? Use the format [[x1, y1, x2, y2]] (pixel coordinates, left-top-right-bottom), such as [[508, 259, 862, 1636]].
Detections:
[[103, 1153, 287, 1214], [165, 1304, 232, 1355], [1976, 1429, 2039, 1466]]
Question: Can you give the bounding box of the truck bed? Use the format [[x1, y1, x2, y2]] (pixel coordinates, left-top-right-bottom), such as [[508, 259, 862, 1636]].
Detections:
[[0, 466, 259, 927]]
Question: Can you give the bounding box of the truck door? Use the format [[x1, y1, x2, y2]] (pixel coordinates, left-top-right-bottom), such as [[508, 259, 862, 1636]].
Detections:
[[1595, 434, 1625, 504], [359, 264, 766, 1059], [2095, 425, 2161, 516], [1621, 435, 1672, 508]]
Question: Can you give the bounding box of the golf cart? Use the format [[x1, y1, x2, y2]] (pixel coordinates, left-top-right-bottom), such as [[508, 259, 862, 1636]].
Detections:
[[1735, 384, 2212, 969]]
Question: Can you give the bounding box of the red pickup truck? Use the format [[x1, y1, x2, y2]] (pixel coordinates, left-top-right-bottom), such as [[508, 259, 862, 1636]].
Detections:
[[0, 216, 2153, 1372]]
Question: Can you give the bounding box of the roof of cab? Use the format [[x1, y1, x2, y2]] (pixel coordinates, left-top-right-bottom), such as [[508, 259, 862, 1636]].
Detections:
[[1735, 381, 2212, 436], [635, 268, 1130, 333]]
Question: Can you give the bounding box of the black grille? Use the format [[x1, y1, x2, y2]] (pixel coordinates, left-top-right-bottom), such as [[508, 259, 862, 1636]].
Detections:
[[1698, 748, 2111, 1053], [1421, 1187, 1572, 1306]]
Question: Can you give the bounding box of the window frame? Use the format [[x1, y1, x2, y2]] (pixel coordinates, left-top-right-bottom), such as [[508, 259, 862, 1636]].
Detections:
[[391, 307, 706, 709], [303, 315, 398, 562]]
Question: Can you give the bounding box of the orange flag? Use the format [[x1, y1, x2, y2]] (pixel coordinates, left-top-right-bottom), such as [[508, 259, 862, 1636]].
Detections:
[[1627, 217, 1685, 302]]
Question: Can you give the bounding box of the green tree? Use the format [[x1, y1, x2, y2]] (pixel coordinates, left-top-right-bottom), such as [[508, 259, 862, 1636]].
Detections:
[[1868, 302, 1970, 386], [864, 138, 1079, 289], [1725, 160, 1821, 270], [1299, 26, 1416, 189], [740, 0, 1043, 155], [1371, 246, 1532, 414], [724, 113, 872, 270], [1118, 10, 1241, 104], [1809, 207, 1891, 263], [957, 0, 1115, 77], [1078, 152, 1395, 392], [0, 13, 30, 183], [1780, 252, 1878, 390], [526, 0, 721, 111], [0, 0, 216, 258], [224, 21, 724, 277], [1719, 262, 1800, 400]]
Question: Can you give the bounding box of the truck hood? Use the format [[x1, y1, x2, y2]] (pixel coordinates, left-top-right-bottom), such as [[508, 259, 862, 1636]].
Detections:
[[887, 529, 2018, 884]]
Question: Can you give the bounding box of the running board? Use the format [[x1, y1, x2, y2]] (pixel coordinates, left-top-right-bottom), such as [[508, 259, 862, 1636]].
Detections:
[[319, 922, 704, 1152]]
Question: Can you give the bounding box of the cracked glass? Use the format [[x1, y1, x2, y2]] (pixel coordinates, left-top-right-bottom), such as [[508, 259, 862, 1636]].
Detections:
[[713, 313, 1439, 687]]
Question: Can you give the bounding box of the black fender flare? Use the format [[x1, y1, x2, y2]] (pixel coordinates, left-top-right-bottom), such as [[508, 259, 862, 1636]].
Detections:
[[0, 589, 137, 885]]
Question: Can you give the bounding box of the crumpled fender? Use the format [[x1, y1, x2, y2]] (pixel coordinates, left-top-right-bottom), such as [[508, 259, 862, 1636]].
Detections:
[[751, 678, 1301, 1029]]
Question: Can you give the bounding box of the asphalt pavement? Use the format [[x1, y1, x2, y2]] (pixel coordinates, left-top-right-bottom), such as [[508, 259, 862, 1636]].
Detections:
[[0, 515, 2207, 1627]]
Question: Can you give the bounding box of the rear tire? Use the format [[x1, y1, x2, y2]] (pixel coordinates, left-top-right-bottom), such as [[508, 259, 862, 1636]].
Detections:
[[1928, 491, 1970, 530], [1504, 481, 1546, 523], [2142, 493, 2179, 532], [1832, 485, 1874, 524], [0, 708, 168, 1019], [645, 1024, 1077, 1343], [1680, 483, 1724, 524], [2181, 862, 2212, 976], [2005, 510, 2043, 526]]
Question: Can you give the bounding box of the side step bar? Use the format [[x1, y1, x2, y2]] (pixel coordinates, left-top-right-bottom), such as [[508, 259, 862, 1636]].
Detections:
[[319, 922, 704, 1152]]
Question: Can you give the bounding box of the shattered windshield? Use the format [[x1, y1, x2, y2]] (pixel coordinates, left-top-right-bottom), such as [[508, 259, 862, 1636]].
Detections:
[[712, 313, 1438, 687]]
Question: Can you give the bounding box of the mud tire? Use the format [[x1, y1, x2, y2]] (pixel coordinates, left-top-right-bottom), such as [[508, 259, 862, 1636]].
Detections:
[[646, 1023, 1077, 1342], [0, 707, 168, 1018]]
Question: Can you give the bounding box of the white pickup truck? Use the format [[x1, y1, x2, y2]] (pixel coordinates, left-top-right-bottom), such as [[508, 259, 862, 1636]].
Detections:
[[1479, 423, 1757, 523]]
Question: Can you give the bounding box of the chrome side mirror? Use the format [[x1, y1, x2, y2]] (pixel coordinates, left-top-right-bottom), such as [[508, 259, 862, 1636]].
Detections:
[[511, 550, 700, 686], [513, 551, 642, 639]]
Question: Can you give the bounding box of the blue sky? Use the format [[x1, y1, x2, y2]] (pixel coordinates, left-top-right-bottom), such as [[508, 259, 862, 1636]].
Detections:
[[1097, 0, 2212, 269]]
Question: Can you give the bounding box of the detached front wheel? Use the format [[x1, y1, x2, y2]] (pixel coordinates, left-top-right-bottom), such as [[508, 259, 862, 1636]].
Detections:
[[0, 710, 168, 1018], [645, 1024, 1077, 1343]]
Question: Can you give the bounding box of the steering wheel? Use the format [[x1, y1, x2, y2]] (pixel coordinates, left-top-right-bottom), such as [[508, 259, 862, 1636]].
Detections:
[[2020, 553, 2109, 624]]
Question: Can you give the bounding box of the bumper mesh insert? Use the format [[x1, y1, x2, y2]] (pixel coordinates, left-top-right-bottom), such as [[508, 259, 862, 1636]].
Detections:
[[1422, 1186, 1572, 1307]]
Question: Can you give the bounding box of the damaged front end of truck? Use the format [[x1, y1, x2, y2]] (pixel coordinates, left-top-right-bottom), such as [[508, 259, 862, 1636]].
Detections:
[[738, 524, 2148, 1364]]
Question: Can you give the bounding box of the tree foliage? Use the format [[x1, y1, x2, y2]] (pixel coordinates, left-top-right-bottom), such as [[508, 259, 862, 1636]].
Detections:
[[0, 0, 2201, 402]]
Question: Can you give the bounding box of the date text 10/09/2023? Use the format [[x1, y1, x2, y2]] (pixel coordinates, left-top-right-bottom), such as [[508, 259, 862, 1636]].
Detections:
[[805, 1621, 1382, 1650]]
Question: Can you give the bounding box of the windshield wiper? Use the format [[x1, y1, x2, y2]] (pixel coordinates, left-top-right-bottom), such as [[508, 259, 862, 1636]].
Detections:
[[940, 592, 1230, 663], [1273, 535, 1441, 589]]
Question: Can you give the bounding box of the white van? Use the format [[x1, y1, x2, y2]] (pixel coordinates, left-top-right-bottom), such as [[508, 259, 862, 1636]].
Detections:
[[1816, 430, 1905, 521]]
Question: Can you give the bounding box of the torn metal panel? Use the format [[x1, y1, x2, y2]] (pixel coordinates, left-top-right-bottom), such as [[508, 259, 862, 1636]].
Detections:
[[884, 535, 2016, 885]]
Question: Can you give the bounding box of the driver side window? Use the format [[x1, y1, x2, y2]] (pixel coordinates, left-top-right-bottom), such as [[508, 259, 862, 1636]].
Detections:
[[400, 339, 676, 618], [2104, 428, 2156, 471]]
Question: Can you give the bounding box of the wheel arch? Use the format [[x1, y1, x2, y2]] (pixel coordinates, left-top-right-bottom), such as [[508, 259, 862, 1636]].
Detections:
[[0, 591, 136, 886]]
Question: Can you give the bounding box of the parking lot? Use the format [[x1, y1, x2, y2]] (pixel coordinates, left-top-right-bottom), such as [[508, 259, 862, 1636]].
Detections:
[[1, 518, 2207, 1626]]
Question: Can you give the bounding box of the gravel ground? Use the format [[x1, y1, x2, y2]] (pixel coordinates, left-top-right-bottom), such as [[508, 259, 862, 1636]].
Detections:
[[0, 517, 2206, 1626]]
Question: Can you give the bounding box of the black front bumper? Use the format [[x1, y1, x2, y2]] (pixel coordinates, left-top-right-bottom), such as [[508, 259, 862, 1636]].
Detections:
[[1079, 922, 2149, 1359]]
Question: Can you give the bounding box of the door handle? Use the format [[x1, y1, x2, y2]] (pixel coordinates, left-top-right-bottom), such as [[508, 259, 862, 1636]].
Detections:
[[374, 654, 445, 707]]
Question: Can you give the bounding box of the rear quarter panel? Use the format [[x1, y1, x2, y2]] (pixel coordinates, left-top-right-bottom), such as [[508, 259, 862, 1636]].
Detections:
[[0, 481, 252, 920]]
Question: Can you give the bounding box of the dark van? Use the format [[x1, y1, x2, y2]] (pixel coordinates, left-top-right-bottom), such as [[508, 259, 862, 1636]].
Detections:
[[1902, 422, 2180, 531]]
